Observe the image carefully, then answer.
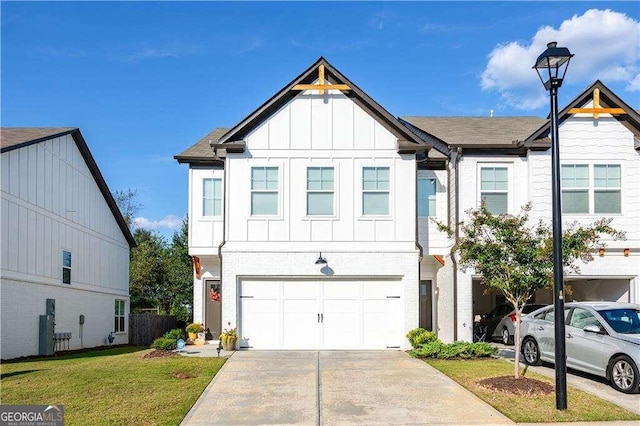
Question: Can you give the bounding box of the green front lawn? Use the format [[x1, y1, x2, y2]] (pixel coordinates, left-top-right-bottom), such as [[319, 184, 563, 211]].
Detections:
[[0, 347, 226, 425], [426, 358, 640, 423]]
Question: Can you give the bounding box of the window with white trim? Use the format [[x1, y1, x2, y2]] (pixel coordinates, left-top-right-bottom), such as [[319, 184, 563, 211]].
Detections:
[[480, 167, 508, 214], [594, 165, 621, 213], [561, 164, 621, 214], [307, 167, 334, 215], [561, 164, 589, 213], [362, 167, 389, 216], [62, 250, 71, 284], [203, 178, 222, 216], [418, 178, 436, 217], [114, 300, 126, 333], [251, 166, 279, 215]]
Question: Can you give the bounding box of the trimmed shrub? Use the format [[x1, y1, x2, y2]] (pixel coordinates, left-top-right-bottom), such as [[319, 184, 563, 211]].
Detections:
[[151, 337, 177, 350], [411, 340, 498, 359], [163, 328, 185, 341], [413, 330, 437, 347], [406, 328, 437, 348], [412, 340, 444, 358], [406, 328, 427, 345]]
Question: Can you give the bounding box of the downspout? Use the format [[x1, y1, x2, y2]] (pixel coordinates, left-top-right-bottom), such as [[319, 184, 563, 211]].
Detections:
[[415, 158, 424, 328], [215, 147, 227, 329], [451, 146, 462, 341]]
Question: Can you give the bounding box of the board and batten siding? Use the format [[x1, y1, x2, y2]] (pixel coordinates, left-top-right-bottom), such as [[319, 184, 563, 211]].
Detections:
[[188, 166, 224, 255], [221, 88, 417, 247], [1, 134, 130, 359], [1, 134, 129, 287]]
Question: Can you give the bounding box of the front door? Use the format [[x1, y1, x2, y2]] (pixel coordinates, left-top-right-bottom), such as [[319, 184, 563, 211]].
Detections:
[[419, 281, 432, 331], [205, 279, 222, 340]]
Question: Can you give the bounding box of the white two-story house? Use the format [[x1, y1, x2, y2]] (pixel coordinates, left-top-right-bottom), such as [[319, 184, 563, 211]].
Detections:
[[1, 128, 135, 359], [175, 58, 452, 350], [176, 59, 639, 348]]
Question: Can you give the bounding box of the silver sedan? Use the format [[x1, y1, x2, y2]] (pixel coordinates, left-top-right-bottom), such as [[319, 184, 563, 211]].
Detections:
[[520, 301, 640, 394]]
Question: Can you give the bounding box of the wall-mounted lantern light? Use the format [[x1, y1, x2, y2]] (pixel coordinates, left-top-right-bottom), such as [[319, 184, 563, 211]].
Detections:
[[315, 252, 327, 265]]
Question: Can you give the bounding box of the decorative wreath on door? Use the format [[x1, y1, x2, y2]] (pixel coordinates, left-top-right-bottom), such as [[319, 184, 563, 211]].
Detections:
[[209, 288, 221, 302]]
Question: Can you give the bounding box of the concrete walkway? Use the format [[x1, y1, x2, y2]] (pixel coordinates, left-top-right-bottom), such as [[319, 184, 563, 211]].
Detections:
[[181, 351, 512, 425]]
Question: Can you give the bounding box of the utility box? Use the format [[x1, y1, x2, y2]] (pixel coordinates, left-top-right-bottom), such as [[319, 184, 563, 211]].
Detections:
[[46, 298, 56, 316], [39, 315, 55, 355]]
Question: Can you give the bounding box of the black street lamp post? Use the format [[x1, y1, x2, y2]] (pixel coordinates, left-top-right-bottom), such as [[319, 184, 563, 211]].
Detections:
[[533, 41, 574, 410]]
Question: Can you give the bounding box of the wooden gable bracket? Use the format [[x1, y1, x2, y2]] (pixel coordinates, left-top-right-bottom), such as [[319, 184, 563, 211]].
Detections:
[[292, 64, 350, 95], [568, 88, 625, 119]]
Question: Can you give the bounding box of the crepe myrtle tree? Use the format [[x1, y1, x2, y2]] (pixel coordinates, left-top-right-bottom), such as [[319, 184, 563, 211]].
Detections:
[[436, 202, 625, 379]]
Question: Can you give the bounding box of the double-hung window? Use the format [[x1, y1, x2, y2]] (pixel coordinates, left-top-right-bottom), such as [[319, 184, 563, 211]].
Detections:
[[362, 167, 389, 216], [203, 178, 222, 217], [417, 178, 436, 217], [62, 250, 71, 284], [561, 165, 589, 213], [114, 300, 126, 333], [307, 167, 334, 215], [480, 167, 508, 214], [561, 164, 621, 214], [251, 166, 279, 215], [594, 165, 621, 213]]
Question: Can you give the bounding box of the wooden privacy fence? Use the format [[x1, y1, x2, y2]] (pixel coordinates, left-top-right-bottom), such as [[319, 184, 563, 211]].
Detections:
[[129, 314, 177, 346]]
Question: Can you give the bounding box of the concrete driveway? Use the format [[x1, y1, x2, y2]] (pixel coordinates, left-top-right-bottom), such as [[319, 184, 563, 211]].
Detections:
[[181, 351, 512, 425]]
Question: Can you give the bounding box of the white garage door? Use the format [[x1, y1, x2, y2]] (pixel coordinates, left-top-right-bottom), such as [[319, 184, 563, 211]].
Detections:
[[239, 279, 403, 350]]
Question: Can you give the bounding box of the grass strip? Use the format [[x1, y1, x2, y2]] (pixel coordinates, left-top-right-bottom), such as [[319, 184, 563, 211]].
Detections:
[[426, 358, 640, 423], [1, 346, 226, 425]]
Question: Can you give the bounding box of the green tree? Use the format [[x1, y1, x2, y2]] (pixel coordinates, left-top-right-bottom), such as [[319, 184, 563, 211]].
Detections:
[[163, 218, 193, 318], [129, 228, 167, 311], [437, 203, 625, 379]]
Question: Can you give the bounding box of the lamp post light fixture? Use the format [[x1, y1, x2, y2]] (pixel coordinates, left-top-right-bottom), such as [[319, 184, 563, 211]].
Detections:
[[533, 41, 573, 411]]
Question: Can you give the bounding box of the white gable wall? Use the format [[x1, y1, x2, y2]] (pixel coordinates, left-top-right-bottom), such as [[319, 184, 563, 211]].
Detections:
[[1, 134, 130, 359], [224, 90, 417, 247]]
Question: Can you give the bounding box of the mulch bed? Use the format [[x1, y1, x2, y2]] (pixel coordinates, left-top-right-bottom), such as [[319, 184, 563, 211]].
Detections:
[[477, 375, 555, 395], [143, 349, 178, 359]]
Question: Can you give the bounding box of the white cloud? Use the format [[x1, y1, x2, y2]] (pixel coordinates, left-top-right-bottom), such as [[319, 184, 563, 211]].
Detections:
[[133, 215, 182, 231], [627, 74, 640, 92], [481, 9, 640, 110], [111, 42, 201, 63]]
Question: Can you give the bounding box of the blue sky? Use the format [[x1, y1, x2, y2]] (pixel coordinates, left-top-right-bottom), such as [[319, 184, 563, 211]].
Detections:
[[2, 1, 639, 238]]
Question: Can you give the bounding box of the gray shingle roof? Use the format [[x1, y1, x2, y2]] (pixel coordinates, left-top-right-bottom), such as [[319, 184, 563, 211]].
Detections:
[[174, 127, 229, 163], [1, 127, 76, 151], [401, 117, 546, 147]]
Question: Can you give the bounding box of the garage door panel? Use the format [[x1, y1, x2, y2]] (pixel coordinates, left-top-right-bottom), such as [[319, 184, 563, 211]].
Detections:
[[241, 299, 279, 349], [242, 280, 280, 298], [283, 299, 319, 349], [363, 299, 402, 348], [363, 280, 402, 298], [323, 281, 359, 299], [283, 281, 320, 298]]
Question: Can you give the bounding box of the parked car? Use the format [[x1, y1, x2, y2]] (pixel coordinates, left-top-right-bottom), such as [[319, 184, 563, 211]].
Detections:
[[520, 302, 640, 394], [493, 304, 547, 345], [474, 303, 546, 345]]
